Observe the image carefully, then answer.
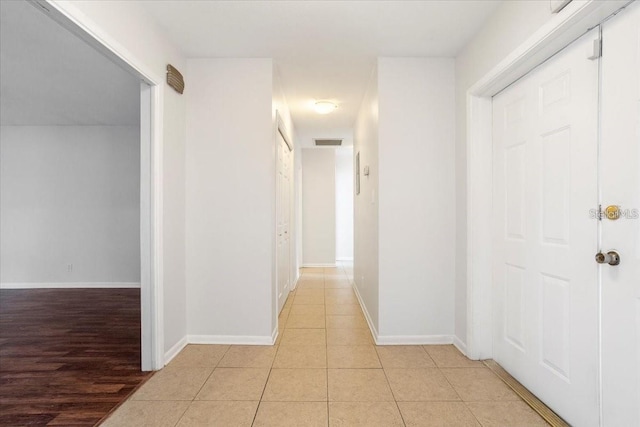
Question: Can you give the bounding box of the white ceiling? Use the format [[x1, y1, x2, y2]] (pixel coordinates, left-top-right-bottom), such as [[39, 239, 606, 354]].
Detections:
[[0, 1, 140, 126], [137, 0, 501, 146]]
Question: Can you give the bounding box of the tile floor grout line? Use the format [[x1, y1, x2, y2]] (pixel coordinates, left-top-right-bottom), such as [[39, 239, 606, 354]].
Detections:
[[375, 336, 408, 426]]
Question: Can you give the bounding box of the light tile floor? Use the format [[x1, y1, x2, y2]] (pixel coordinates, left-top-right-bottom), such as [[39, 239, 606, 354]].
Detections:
[[101, 266, 548, 426]]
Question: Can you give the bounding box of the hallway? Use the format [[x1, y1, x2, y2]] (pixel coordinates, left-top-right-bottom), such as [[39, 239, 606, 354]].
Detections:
[[102, 266, 547, 426]]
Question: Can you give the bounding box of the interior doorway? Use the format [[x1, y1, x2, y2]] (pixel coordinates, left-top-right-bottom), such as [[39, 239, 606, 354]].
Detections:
[[492, 27, 600, 426], [490, 3, 639, 425], [276, 114, 293, 314]]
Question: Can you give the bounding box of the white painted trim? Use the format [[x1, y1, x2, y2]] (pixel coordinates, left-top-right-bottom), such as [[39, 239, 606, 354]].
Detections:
[[39, 0, 167, 370], [465, 0, 631, 360], [188, 335, 275, 345], [0, 282, 141, 289], [376, 335, 454, 346], [302, 263, 337, 268], [453, 336, 468, 356], [290, 275, 301, 291], [163, 335, 188, 366], [271, 327, 279, 345], [352, 282, 380, 342], [336, 257, 354, 262]]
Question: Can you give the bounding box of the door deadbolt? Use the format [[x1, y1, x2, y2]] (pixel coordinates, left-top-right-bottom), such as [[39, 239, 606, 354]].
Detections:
[[604, 205, 621, 220], [595, 251, 620, 266]]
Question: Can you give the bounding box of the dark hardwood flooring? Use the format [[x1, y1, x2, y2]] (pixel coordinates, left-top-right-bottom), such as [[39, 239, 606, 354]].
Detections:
[[0, 289, 152, 426]]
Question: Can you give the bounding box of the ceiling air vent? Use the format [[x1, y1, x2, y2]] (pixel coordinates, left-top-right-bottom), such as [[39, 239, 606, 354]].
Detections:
[[314, 139, 343, 146]]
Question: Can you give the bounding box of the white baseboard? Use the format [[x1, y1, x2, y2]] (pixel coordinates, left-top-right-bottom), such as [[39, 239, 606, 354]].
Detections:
[[453, 336, 468, 356], [301, 263, 337, 268], [336, 257, 354, 261], [188, 334, 274, 345], [163, 336, 188, 366], [0, 282, 141, 289], [376, 334, 454, 345], [271, 327, 279, 345], [290, 274, 301, 291], [352, 281, 380, 342]]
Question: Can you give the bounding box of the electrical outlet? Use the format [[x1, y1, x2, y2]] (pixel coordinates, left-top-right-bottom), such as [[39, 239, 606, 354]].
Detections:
[[67, 264, 73, 273]]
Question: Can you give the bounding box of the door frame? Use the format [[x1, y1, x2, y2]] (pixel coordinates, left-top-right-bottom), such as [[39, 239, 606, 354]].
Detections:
[[31, 0, 166, 370], [275, 111, 293, 320], [465, 0, 632, 360]]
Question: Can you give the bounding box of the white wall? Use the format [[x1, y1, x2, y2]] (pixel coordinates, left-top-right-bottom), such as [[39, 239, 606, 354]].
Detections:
[[185, 58, 275, 341], [0, 126, 139, 285], [377, 58, 456, 339], [52, 0, 189, 358], [302, 148, 336, 266], [353, 66, 380, 332], [335, 146, 354, 261], [454, 1, 556, 347], [354, 59, 455, 342]]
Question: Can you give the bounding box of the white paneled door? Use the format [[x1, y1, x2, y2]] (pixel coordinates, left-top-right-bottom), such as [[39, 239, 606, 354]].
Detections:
[[276, 130, 292, 313], [493, 3, 640, 424], [600, 3, 640, 426], [492, 28, 600, 426]]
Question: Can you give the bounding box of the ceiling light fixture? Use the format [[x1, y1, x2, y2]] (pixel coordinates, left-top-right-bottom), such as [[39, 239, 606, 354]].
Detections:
[[314, 101, 337, 114]]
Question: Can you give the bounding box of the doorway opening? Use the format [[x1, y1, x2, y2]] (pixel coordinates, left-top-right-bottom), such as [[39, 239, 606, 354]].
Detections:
[[0, 0, 163, 423]]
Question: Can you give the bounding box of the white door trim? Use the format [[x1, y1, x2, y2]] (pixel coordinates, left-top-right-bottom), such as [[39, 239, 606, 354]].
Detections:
[[465, 0, 631, 360], [34, 0, 166, 370]]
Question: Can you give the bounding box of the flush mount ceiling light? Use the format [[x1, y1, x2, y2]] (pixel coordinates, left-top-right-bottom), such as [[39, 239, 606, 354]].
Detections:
[[314, 101, 337, 114]]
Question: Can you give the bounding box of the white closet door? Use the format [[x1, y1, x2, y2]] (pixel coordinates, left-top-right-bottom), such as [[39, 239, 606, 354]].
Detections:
[[276, 131, 291, 313], [600, 3, 640, 426], [492, 28, 600, 426]]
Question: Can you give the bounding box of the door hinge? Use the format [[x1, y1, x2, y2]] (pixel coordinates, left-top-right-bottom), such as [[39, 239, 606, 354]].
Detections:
[[588, 37, 602, 60], [597, 204, 603, 221]]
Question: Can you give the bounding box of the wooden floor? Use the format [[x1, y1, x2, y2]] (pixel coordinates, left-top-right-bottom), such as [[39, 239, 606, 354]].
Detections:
[[0, 289, 152, 426]]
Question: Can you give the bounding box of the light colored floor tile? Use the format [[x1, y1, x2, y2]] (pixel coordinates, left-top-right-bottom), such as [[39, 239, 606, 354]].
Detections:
[[195, 368, 270, 401], [168, 344, 229, 368], [385, 368, 460, 401], [101, 400, 189, 427], [280, 329, 327, 346], [294, 295, 326, 305], [327, 345, 381, 368], [325, 304, 362, 315], [376, 346, 435, 368], [324, 288, 355, 297], [253, 402, 328, 427], [302, 267, 324, 274], [262, 368, 328, 401], [467, 401, 549, 426], [273, 345, 327, 368], [176, 401, 259, 427], [328, 369, 394, 402], [326, 295, 358, 305], [398, 402, 481, 427], [286, 314, 326, 329], [217, 345, 277, 368], [326, 315, 367, 329], [324, 267, 342, 274], [326, 328, 374, 346], [441, 368, 520, 401], [424, 345, 484, 368], [132, 366, 213, 401], [329, 402, 404, 427], [297, 281, 326, 289], [290, 304, 326, 316], [324, 280, 352, 289], [278, 313, 289, 329], [296, 289, 325, 298]]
